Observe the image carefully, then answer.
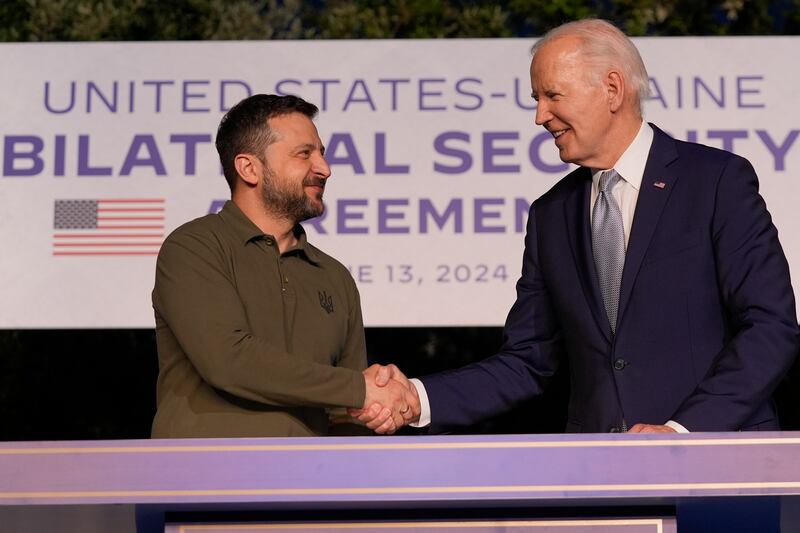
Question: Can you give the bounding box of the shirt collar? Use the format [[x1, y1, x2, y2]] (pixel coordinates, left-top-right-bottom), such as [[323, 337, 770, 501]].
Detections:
[[218, 200, 321, 265], [591, 121, 654, 190], [291, 225, 322, 265]]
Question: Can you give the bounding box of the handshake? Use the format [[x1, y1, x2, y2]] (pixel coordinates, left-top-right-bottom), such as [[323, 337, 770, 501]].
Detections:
[[349, 364, 420, 434]]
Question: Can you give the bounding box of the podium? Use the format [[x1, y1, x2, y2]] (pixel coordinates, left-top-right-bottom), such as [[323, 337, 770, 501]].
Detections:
[[2, 432, 799, 532]]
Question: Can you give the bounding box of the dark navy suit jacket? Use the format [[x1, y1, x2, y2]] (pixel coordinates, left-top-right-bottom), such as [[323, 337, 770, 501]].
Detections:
[[422, 124, 799, 433]]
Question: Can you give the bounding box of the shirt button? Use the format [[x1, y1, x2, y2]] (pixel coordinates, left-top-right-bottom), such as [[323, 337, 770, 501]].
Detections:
[[613, 358, 627, 371]]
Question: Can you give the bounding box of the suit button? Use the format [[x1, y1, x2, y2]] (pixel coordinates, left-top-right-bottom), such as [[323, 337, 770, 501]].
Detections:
[[613, 358, 627, 371], [609, 427, 620, 433]]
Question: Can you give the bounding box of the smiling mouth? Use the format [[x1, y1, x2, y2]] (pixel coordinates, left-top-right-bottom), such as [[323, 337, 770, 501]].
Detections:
[[303, 177, 326, 191], [551, 129, 568, 139], [305, 184, 325, 200]]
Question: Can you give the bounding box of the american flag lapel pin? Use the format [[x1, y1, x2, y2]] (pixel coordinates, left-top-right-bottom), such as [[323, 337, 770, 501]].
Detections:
[[653, 181, 666, 189]]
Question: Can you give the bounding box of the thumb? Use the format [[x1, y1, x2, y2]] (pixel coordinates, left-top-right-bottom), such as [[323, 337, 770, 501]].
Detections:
[[375, 365, 393, 387]]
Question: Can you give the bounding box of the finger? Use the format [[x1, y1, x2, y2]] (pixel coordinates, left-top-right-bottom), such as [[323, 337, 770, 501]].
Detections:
[[399, 394, 416, 422], [626, 424, 644, 433], [405, 384, 421, 419], [391, 409, 405, 429], [373, 407, 397, 434], [355, 403, 383, 424], [375, 416, 396, 435], [363, 363, 381, 379], [386, 364, 409, 387], [364, 407, 393, 430], [400, 405, 413, 422], [375, 365, 392, 387], [639, 425, 669, 433]]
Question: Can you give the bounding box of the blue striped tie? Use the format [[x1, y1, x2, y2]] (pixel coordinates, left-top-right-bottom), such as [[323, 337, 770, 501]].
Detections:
[[592, 170, 625, 334]]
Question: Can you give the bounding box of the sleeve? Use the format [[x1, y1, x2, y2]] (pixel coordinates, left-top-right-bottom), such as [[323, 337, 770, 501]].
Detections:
[[333, 274, 368, 373], [153, 230, 366, 410], [671, 155, 799, 430], [420, 203, 565, 433], [326, 274, 373, 434]]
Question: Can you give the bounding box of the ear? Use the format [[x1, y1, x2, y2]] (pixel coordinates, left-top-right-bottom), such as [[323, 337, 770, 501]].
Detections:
[[606, 70, 625, 113], [234, 154, 261, 188]]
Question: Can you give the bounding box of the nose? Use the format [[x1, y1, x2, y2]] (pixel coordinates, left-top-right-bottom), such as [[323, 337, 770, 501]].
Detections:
[[534, 100, 551, 126], [313, 153, 331, 180]]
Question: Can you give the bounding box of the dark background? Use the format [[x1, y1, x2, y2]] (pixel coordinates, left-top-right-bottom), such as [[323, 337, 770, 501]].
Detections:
[[1, 0, 799, 441], [0, 327, 575, 440], [1, 326, 797, 441]]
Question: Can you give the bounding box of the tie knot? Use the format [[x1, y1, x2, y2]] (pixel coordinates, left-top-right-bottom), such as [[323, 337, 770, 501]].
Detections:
[[599, 170, 620, 194]]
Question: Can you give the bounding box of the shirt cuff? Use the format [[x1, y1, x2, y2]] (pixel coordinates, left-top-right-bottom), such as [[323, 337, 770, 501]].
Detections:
[[665, 420, 689, 433], [409, 378, 432, 428]]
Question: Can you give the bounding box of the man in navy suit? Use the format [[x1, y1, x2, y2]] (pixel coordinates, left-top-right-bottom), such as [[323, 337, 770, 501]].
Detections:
[[353, 19, 799, 434]]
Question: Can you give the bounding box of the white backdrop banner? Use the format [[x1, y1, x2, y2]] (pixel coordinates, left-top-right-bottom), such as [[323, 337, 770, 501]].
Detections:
[[1, 38, 798, 328]]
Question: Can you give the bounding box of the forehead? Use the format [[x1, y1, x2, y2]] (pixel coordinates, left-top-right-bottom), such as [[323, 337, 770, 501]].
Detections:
[[530, 36, 585, 83], [267, 112, 320, 143]]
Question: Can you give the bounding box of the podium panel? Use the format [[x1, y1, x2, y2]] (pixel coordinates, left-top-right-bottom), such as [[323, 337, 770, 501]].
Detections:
[[164, 519, 677, 533], [1, 433, 797, 532]]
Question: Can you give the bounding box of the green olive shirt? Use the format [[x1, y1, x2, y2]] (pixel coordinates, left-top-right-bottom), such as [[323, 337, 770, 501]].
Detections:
[[151, 200, 367, 438]]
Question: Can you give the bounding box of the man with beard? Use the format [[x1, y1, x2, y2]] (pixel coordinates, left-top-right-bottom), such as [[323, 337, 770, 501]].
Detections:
[[151, 94, 414, 438]]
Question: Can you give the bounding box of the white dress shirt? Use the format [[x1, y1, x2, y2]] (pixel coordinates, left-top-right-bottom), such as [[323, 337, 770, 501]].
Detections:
[[411, 121, 687, 433]]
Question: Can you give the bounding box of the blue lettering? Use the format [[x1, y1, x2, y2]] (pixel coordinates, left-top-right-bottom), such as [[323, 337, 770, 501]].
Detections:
[[3, 135, 44, 176], [343, 79, 376, 111], [454, 78, 483, 111], [375, 133, 410, 174], [44, 81, 75, 114], [326, 133, 365, 174], [433, 131, 472, 174], [120, 135, 167, 176], [419, 198, 463, 234], [483, 131, 520, 173]]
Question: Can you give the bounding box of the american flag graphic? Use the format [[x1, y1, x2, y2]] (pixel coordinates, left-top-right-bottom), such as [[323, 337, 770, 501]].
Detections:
[[52, 199, 165, 256]]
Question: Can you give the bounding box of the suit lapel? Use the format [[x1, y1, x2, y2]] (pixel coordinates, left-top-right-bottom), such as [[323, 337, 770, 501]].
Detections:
[[617, 125, 679, 329], [564, 167, 612, 343]]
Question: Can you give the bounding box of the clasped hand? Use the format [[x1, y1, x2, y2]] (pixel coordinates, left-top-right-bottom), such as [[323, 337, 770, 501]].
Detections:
[[349, 364, 420, 434]]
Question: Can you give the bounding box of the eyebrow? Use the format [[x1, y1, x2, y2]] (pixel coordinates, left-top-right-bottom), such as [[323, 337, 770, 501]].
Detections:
[[294, 143, 322, 154]]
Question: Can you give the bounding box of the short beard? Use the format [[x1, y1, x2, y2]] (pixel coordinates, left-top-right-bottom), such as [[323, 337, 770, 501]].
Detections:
[[261, 165, 324, 223]]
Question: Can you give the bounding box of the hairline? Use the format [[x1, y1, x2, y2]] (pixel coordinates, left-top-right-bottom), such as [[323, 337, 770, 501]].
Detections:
[[531, 19, 650, 116]]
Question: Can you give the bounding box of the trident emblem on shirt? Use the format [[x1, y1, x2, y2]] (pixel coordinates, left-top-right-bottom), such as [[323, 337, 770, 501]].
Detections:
[[319, 290, 334, 314]]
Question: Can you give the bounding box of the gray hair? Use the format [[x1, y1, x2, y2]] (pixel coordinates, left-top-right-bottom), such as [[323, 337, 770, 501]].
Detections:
[[532, 19, 650, 116]]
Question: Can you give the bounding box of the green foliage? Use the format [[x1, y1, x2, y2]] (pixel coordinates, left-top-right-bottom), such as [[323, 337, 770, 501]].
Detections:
[[608, 0, 772, 36], [506, 0, 600, 35], [0, 0, 312, 41], [317, 0, 512, 38], [1, 0, 795, 41]]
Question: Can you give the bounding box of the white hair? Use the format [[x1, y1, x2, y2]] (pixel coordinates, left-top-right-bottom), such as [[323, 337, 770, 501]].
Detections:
[[532, 19, 650, 116]]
